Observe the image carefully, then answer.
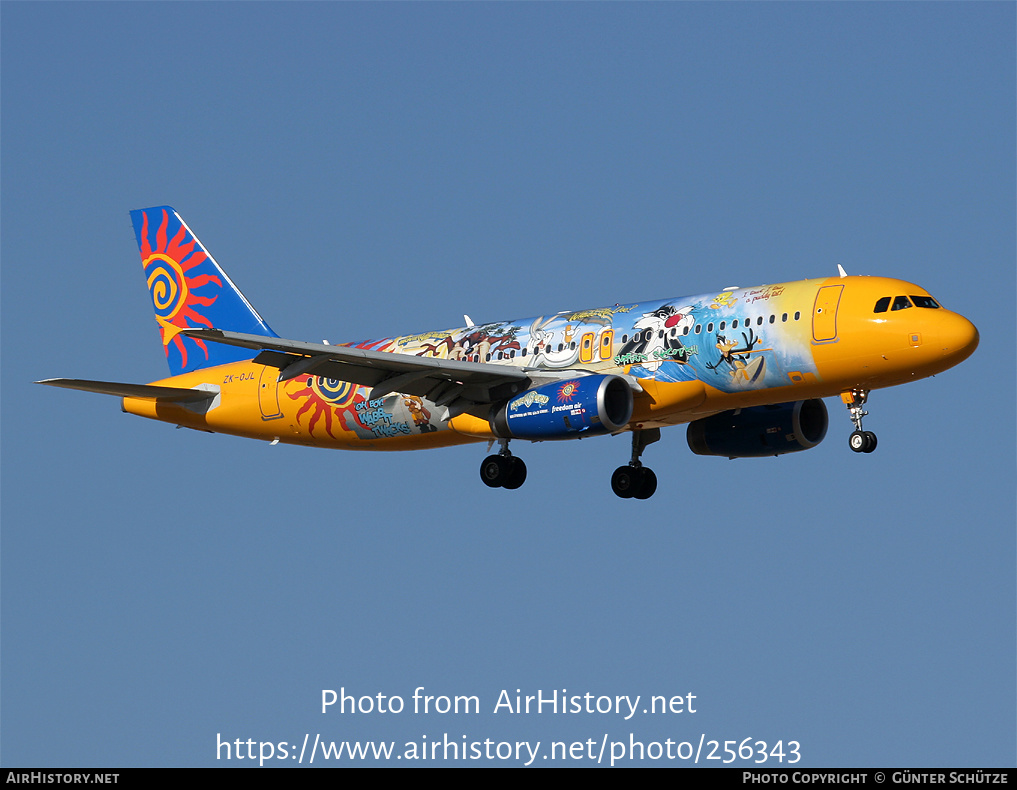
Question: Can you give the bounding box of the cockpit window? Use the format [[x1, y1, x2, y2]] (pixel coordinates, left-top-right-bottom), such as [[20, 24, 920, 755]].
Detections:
[[911, 295, 940, 309], [873, 297, 891, 313], [891, 295, 913, 311]]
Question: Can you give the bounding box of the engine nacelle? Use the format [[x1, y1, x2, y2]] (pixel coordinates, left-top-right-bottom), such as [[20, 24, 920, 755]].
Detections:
[[686, 399, 828, 458], [492, 375, 633, 440]]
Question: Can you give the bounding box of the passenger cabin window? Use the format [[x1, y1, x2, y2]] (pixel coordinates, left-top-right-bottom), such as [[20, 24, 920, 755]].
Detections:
[[891, 295, 913, 311], [911, 295, 940, 309], [874, 297, 891, 313]]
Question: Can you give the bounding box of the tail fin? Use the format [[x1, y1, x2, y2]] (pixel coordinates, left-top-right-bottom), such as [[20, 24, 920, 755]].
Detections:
[[131, 206, 278, 375]]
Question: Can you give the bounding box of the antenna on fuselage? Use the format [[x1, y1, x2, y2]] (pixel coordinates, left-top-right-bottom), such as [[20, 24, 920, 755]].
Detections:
[[837, 264, 848, 278], [464, 314, 476, 327]]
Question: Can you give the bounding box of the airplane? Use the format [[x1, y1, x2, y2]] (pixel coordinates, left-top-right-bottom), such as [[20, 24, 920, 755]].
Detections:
[[38, 206, 979, 499]]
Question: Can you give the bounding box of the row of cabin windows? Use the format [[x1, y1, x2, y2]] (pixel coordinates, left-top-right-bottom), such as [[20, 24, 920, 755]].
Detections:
[[681, 311, 802, 337], [620, 312, 802, 345], [873, 295, 941, 313], [479, 311, 805, 362]]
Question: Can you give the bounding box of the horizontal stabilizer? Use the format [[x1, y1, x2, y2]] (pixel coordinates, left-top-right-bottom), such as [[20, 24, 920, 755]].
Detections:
[[36, 379, 216, 403]]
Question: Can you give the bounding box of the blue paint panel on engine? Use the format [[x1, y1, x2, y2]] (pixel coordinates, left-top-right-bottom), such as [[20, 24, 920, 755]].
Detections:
[[502, 376, 629, 440]]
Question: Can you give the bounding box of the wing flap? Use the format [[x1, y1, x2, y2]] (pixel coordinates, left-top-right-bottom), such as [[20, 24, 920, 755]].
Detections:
[[185, 328, 533, 402]]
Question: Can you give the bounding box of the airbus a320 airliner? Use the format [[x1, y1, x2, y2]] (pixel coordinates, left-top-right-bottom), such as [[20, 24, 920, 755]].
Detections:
[[39, 207, 979, 499]]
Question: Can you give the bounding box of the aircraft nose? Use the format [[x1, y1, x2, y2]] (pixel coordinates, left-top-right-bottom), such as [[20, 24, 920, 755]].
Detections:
[[938, 311, 979, 364]]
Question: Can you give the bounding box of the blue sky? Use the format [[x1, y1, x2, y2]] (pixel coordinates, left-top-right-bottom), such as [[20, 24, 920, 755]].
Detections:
[[2, 2, 1014, 767]]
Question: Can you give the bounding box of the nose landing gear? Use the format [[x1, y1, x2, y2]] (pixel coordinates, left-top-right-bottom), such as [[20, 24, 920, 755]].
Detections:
[[480, 439, 527, 489], [842, 389, 877, 453], [611, 428, 660, 499]]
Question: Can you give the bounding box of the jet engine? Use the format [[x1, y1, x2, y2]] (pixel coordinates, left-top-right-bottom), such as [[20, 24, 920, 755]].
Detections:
[[686, 399, 828, 458], [491, 375, 633, 440]]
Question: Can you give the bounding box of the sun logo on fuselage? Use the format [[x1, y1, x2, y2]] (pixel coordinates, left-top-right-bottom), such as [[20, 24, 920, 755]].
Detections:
[[138, 209, 222, 370], [287, 376, 359, 439]]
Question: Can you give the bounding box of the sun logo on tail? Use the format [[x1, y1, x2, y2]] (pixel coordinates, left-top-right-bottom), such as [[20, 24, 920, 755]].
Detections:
[[138, 209, 222, 369]]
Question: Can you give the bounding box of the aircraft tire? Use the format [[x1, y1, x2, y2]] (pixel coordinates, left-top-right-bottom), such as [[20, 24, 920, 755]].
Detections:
[[480, 455, 510, 488], [862, 431, 878, 453], [633, 467, 657, 500], [503, 457, 527, 490], [849, 431, 867, 453], [611, 466, 637, 499]]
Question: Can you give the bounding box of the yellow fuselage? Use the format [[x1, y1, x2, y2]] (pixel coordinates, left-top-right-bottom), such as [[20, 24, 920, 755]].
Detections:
[[123, 276, 978, 449]]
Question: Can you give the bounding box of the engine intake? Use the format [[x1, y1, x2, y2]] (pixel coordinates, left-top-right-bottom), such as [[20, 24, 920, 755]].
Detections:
[[492, 375, 633, 440], [686, 399, 828, 458]]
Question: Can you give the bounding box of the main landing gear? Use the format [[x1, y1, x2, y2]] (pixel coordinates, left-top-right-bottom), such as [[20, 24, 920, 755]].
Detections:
[[611, 428, 660, 500], [479, 430, 662, 499], [842, 388, 877, 454], [479, 439, 527, 490]]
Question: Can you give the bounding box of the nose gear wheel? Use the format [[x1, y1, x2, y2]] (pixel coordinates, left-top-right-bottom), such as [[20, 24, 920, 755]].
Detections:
[[842, 389, 877, 453]]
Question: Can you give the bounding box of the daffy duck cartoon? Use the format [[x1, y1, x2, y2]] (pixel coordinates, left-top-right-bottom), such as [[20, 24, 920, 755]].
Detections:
[[706, 328, 766, 383]]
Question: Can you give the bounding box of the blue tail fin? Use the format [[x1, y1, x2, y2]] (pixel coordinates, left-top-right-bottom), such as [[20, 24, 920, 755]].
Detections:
[[131, 206, 279, 375]]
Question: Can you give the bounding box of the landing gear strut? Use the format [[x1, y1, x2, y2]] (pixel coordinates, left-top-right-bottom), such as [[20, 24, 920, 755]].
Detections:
[[480, 439, 527, 489], [611, 428, 660, 499], [841, 389, 877, 453]]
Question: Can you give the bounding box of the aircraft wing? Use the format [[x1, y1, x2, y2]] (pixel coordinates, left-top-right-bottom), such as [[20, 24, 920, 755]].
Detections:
[[182, 328, 563, 411]]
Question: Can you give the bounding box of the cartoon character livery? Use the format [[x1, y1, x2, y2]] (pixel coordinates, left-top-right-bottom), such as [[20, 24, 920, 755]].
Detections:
[[39, 207, 979, 499], [615, 304, 695, 372]]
